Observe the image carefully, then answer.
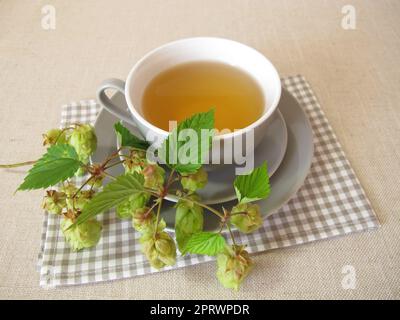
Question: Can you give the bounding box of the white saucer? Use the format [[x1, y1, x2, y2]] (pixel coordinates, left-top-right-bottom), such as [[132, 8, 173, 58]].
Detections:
[[92, 89, 314, 231]]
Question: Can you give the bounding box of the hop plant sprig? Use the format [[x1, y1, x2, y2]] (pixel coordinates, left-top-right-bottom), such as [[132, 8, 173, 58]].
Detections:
[[0, 110, 271, 290]]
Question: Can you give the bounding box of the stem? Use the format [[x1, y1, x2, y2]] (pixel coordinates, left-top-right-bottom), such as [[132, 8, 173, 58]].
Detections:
[[0, 160, 36, 168], [72, 175, 94, 198], [165, 169, 176, 189], [227, 223, 237, 247], [143, 187, 224, 219], [104, 160, 124, 170], [103, 172, 117, 180], [102, 147, 122, 168], [154, 198, 163, 235]]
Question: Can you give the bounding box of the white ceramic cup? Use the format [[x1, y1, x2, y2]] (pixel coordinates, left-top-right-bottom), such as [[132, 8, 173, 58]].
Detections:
[[97, 37, 281, 166]]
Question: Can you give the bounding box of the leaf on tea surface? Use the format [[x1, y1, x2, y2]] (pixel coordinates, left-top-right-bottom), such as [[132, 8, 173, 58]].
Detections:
[[17, 144, 82, 191], [182, 232, 225, 256], [114, 122, 149, 150], [159, 109, 215, 174], [75, 172, 145, 226], [234, 162, 270, 203]]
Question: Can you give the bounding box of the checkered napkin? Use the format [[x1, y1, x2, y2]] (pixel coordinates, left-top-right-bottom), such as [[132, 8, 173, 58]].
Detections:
[[38, 75, 379, 287]]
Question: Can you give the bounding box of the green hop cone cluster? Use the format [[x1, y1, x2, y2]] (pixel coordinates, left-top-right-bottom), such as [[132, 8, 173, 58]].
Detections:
[[180, 167, 208, 193], [175, 194, 204, 251], [132, 207, 163, 233], [142, 164, 165, 191], [42, 128, 67, 146], [124, 150, 147, 174], [230, 202, 263, 233], [61, 218, 102, 252], [116, 192, 150, 219], [140, 231, 177, 269], [68, 124, 97, 164], [216, 245, 253, 291], [66, 189, 94, 211], [123, 150, 165, 191], [42, 190, 67, 215]]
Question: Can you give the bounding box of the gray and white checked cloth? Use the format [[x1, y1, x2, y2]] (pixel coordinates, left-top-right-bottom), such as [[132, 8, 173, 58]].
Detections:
[[38, 75, 379, 287]]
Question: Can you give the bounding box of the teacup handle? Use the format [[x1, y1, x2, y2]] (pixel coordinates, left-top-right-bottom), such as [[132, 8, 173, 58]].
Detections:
[[97, 78, 136, 126]]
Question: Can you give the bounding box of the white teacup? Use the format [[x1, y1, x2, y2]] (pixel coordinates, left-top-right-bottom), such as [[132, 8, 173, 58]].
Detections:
[[97, 37, 281, 167]]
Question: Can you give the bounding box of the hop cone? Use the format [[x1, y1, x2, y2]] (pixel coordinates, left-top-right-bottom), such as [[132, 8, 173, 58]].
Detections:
[[61, 218, 102, 252], [42, 190, 67, 215], [143, 164, 165, 190], [68, 124, 97, 163], [175, 194, 204, 251], [116, 192, 150, 219], [124, 150, 147, 174], [132, 207, 166, 233], [230, 203, 263, 233], [140, 231, 176, 269], [216, 245, 253, 291], [180, 167, 208, 192]]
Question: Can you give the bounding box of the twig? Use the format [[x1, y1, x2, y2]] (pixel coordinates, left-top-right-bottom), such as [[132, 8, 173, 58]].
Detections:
[[0, 160, 36, 168]]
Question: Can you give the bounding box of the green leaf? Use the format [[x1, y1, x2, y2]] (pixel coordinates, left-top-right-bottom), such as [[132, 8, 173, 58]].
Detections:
[[114, 122, 149, 150], [182, 232, 226, 256], [75, 172, 145, 226], [159, 109, 215, 174], [234, 162, 270, 203], [17, 144, 82, 191]]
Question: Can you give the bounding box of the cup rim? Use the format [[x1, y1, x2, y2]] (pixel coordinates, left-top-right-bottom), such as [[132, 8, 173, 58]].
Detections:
[[125, 37, 281, 141]]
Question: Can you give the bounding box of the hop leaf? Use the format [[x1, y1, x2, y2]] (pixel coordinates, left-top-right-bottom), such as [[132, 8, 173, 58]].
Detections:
[[61, 218, 102, 252], [68, 124, 97, 163], [216, 245, 253, 291], [116, 192, 150, 219], [159, 109, 215, 174], [230, 203, 263, 233], [180, 168, 208, 193], [114, 122, 149, 150], [75, 173, 145, 226], [234, 162, 270, 203], [18, 144, 82, 191], [140, 231, 177, 269], [175, 195, 204, 252], [183, 232, 225, 256]]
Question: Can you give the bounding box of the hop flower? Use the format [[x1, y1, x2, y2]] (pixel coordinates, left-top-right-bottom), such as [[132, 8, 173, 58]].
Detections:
[[131, 206, 167, 233], [180, 168, 208, 192], [68, 124, 97, 163], [60, 183, 78, 197], [216, 245, 253, 291], [42, 128, 67, 146], [140, 231, 176, 269], [124, 150, 147, 174], [143, 164, 165, 190], [61, 218, 102, 252], [175, 194, 204, 251], [116, 192, 150, 220], [42, 190, 67, 215], [65, 189, 94, 211], [230, 203, 263, 233], [90, 173, 105, 188]]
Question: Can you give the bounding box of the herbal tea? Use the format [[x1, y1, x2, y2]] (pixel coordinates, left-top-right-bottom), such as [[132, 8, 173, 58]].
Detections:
[[142, 61, 264, 131]]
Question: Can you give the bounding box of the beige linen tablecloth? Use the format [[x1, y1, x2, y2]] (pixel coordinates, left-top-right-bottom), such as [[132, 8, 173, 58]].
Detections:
[[0, 0, 399, 299]]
